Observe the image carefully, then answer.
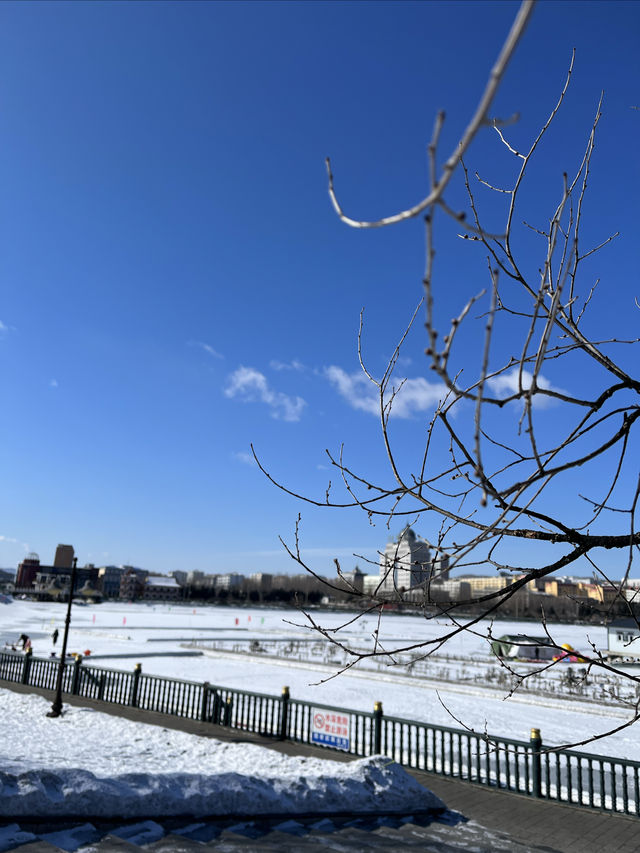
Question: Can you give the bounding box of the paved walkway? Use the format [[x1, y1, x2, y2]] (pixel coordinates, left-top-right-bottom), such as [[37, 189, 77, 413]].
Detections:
[[3, 682, 639, 852]]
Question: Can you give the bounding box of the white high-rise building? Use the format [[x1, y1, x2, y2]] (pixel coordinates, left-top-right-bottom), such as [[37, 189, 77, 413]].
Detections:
[[379, 527, 433, 595]]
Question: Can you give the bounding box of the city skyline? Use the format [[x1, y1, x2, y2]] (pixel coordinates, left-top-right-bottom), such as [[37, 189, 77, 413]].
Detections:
[[0, 1, 637, 576]]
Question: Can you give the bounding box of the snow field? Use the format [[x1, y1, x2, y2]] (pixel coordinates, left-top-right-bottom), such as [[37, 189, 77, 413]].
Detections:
[[0, 690, 444, 820], [2, 598, 638, 759]]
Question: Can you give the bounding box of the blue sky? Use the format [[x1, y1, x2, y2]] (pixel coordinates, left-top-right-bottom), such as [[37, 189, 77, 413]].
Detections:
[[0, 1, 638, 576]]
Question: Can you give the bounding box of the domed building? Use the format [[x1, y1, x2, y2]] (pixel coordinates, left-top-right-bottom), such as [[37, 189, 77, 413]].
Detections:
[[379, 527, 449, 596]]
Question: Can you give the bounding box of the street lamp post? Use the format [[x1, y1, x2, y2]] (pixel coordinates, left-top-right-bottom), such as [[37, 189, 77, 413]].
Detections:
[[47, 557, 78, 718]]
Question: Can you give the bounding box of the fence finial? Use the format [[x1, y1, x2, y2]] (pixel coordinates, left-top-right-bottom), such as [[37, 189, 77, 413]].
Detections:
[[530, 727, 542, 799]]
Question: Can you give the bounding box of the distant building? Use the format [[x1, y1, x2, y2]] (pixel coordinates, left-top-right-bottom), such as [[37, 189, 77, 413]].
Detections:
[[607, 619, 640, 659], [34, 569, 70, 594], [119, 568, 148, 601], [249, 573, 273, 591], [15, 548, 98, 598], [77, 579, 103, 602], [431, 553, 450, 582], [362, 574, 382, 596], [413, 578, 471, 603], [215, 573, 244, 590], [32, 563, 98, 597], [442, 578, 471, 600], [168, 570, 188, 586], [457, 574, 515, 595], [16, 553, 41, 589], [143, 576, 181, 601], [623, 581, 640, 604], [340, 566, 365, 593], [54, 544, 75, 569], [541, 576, 619, 605], [97, 566, 125, 599], [379, 527, 433, 595]]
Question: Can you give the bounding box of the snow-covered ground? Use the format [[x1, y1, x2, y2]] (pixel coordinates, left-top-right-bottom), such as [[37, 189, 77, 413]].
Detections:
[[2, 598, 639, 758], [1, 598, 637, 851], [0, 690, 443, 820], [0, 690, 564, 853]]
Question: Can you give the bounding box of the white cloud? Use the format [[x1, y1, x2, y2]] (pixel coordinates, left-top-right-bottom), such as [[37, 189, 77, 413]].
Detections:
[[232, 450, 256, 466], [224, 367, 306, 422], [0, 321, 7, 333], [270, 359, 306, 372], [386, 378, 447, 417], [395, 356, 413, 368], [325, 366, 445, 419], [49, 379, 58, 388], [190, 341, 224, 360], [488, 369, 562, 408], [0, 535, 30, 552], [325, 367, 379, 416]]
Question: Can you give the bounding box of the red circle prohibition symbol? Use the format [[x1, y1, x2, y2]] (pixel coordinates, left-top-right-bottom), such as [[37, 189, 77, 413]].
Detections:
[[314, 713, 325, 729]]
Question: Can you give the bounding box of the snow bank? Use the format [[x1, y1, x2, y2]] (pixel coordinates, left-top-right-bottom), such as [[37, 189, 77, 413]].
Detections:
[[0, 825, 37, 852], [0, 691, 445, 819], [0, 760, 444, 819]]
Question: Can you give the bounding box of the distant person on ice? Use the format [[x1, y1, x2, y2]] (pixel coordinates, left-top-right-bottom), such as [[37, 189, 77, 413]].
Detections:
[[52, 629, 59, 646], [18, 633, 29, 650]]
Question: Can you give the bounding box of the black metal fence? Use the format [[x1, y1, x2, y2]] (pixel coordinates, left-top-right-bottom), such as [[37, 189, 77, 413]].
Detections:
[[1, 649, 638, 817]]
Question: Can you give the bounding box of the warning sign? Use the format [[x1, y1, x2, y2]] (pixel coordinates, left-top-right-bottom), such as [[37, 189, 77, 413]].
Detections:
[[311, 707, 351, 751]]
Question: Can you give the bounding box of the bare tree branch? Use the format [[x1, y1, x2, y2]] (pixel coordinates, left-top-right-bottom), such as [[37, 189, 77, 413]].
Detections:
[[325, 0, 535, 229]]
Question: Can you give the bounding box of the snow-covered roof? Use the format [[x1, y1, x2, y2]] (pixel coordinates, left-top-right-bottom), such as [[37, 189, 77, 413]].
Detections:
[[145, 576, 180, 588], [495, 635, 553, 645], [608, 618, 640, 630]]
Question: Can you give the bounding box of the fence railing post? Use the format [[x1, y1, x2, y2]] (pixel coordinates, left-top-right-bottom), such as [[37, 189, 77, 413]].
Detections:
[[372, 701, 383, 754], [279, 685, 290, 740], [71, 654, 83, 695], [21, 648, 32, 685], [130, 662, 142, 708], [530, 727, 542, 798], [211, 690, 222, 723], [224, 696, 233, 727], [201, 682, 210, 721]]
